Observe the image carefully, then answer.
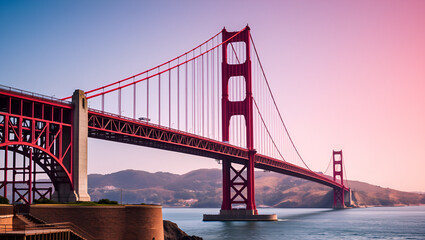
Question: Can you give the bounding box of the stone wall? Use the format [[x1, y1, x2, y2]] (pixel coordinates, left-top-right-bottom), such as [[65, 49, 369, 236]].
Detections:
[[0, 205, 14, 232], [0, 215, 13, 232], [0, 205, 13, 216], [30, 204, 164, 240]]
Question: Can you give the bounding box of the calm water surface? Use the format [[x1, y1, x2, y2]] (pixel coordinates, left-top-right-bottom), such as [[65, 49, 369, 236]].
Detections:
[[163, 206, 425, 239]]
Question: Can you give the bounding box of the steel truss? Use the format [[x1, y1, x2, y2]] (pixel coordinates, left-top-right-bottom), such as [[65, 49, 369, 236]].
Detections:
[[0, 88, 348, 206], [255, 154, 348, 190], [87, 110, 249, 161], [0, 91, 73, 204]]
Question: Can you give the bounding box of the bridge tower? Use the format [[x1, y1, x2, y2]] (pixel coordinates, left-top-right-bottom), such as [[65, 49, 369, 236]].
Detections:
[[205, 26, 275, 220], [333, 150, 345, 208], [220, 26, 256, 215]]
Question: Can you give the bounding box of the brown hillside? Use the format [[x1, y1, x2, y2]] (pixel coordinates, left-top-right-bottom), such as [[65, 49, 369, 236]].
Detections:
[[88, 169, 425, 208]]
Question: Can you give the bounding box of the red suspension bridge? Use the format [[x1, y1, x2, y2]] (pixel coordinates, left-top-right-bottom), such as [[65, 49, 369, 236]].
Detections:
[[0, 26, 349, 219]]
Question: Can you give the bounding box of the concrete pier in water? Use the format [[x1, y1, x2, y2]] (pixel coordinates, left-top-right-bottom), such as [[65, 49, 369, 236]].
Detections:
[[203, 209, 277, 221]]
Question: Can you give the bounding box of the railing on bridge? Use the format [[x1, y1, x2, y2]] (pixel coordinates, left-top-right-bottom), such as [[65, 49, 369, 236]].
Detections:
[[0, 84, 71, 105]]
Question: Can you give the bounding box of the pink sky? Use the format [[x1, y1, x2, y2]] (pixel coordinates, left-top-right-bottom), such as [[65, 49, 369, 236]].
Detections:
[[1, 0, 424, 192]]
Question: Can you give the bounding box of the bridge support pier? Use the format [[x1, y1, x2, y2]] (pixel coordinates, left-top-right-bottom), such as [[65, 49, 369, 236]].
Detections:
[[52, 181, 76, 203], [53, 90, 91, 202], [333, 188, 345, 209], [204, 157, 277, 221], [71, 90, 91, 202], [333, 188, 352, 208], [332, 150, 349, 209], [345, 189, 353, 207], [204, 209, 277, 221]]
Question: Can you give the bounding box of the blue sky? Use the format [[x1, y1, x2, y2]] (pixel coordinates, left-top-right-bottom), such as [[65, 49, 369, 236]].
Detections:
[[1, 0, 425, 192]]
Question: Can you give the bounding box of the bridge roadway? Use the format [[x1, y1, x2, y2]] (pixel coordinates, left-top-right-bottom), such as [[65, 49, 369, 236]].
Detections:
[[0, 87, 348, 203], [87, 108, 348, 191]]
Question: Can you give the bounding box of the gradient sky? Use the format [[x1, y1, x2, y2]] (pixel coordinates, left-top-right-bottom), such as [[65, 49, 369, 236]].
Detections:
[[1, 0, 424, 192]]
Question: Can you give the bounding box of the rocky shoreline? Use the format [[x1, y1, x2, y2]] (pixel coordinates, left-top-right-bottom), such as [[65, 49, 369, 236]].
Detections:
[[164, 220, 202, 240]]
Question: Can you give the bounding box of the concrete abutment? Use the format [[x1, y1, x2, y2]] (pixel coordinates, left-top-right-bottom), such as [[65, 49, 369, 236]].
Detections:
[[54, 90, 90, 202], [71, 90, 91, 201]]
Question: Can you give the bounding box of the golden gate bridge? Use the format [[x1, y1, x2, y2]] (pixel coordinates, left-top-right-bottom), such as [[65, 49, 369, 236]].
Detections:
[[0, 26, 349, 220]]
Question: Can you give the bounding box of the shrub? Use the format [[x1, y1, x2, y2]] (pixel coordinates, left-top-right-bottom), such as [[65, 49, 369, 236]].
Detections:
[[0, 195, 10, 204], [97, 199, 118, 205], [33, 198, 58, 204], [74, 201, 98, 206]]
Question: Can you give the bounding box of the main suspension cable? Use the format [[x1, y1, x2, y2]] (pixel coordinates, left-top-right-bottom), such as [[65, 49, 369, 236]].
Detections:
[[343, 157, 349, 188], [62, 27, 247, 100], [253, 98, 286, 161], [228, 36, 284, 154], [323, 154, 333, 175], [250, 34, 313, 172]]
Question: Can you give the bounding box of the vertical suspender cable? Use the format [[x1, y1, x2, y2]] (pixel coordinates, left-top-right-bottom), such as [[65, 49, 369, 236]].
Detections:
[[202, 54, 204, 136], [217, 42, 220, 140], [101, 88, 105, 112], [211, 38, 215, 139], [177, 60, 180, 130], [185, 54, 188, 132], [343, 159, 349, 188], [251, 34, 312, 170], [192, 53, 195, 134], [240, 43, 243, 147], [147, 71, 149, 121], [169, 63, 171, 128], [118, 83, 121, 116], [133, 77, 136, 119], [207, 43, 210, 138], [158, 68, 161, 126]]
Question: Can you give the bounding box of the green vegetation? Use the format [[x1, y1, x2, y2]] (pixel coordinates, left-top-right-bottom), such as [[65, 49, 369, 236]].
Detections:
[[68, 199, 119, 206], [72, 201, 99, 206], [97, 199, 118, 205], [33, 198, 59, 204], [0, 195, 10, 204], [31, 198, 119, 206]]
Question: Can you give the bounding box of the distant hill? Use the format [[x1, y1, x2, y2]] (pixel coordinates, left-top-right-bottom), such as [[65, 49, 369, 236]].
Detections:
[[88, 169, 425, 208]]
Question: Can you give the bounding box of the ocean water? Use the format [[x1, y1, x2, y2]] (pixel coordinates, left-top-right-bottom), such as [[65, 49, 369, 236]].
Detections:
[[163, 206, 425, 239]]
